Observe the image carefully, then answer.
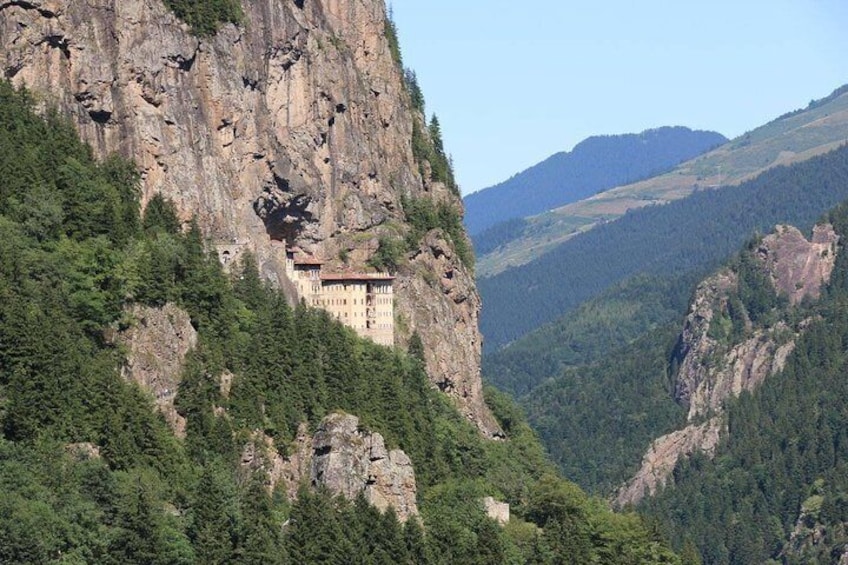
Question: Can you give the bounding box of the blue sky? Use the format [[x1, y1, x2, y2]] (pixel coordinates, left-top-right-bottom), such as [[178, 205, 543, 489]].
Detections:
[[390, 1, 848, 195]]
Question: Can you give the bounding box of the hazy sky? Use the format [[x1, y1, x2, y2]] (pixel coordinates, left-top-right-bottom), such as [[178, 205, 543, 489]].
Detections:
[[390, 1, 848, 195]]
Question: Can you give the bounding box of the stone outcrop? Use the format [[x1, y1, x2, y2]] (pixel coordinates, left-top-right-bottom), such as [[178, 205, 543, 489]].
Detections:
[[757, 224, 838, 306], [482, 496, 510, 525], [119, 303, 197, 437], [242, 413, 418, 521], [671, 269, 739, 413], [65, 442, 102, 461], [682, 324, 796, 421], [616, 224, 839, 507], [400, 232, 499, 435], [675, 224, 837, 420], [615, 418, 722, 508], [0, 0, 499, 436]]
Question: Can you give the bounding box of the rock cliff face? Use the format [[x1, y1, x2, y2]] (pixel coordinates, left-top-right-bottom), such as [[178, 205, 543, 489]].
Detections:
[[242, 413, 418, 521], [757, 224, 838, 306], [616, 224, 838, 507], [0, 0, 498, 436], [119, 303, 197, 437]]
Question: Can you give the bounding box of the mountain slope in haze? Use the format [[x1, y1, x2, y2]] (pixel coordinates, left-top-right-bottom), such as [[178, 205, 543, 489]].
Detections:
[[464, 126, 726, 236], [484, 271, 703, 397], [479, 142, 848, 351], [478, 84, 848, 276]]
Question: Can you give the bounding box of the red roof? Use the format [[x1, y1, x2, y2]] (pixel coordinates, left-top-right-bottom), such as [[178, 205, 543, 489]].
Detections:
[[320, 273, 394, 282]]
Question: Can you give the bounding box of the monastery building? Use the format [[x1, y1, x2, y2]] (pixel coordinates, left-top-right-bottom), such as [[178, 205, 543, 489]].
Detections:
[[285, 248, 395, 347]]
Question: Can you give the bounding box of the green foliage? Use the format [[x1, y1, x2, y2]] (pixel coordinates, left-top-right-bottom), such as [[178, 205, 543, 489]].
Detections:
[[733, 247, 787, 325], [142, 193, 181, 235], [411, 114, 460, 196], [368, 235, 405, 272], [404, 68, 425, 113], [402, 194, 474, 270], [161, 0, 243, 36], [523, 325, 687, 494], [384, 5, 402, 67], [485, 271, 701, 396], [473, 217, 530, 256], [0, 79, 681, 563]]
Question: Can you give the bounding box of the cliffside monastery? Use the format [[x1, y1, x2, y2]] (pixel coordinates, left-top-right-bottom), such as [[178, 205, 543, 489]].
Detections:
[[284, 247, 394, 347], [217, 242, 394, 347]]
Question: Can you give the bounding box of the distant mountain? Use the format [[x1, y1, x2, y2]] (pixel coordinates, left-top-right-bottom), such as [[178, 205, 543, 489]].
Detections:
[[479, 142, 848, 351], [463, 126, 727, 236], [477, 84, 848, 277]]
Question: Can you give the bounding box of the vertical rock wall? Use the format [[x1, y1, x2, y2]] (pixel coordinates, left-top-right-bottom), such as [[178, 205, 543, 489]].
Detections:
[[0, 0, 499, 436]]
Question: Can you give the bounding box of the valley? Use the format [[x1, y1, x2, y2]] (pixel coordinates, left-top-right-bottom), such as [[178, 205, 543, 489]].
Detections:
[[0, 0, 845, 563]]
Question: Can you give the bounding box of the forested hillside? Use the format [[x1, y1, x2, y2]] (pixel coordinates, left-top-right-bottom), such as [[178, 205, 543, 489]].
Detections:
[[484, 271, 702, 396], [480, 142, 848, 351], [464, 126, 726, 236], [0, 81, 686, 563], [638, 202, 848, 564], [481, 179, 848, 562]]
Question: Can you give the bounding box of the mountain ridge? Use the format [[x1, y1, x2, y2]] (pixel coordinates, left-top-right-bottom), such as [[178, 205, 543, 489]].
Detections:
[[464, 125, 726, 236], [478, 84, 848, 276], [479, 142, 848, 351]]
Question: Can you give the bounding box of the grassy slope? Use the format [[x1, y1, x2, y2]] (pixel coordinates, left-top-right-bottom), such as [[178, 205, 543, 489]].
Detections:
[[478, 85, 848, 277]]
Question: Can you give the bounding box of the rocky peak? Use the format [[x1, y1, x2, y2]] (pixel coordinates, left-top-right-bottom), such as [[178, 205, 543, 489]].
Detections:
[[756, 223, 838, 305], [616, 223, 839, 507], [0, 0, 499, 436]]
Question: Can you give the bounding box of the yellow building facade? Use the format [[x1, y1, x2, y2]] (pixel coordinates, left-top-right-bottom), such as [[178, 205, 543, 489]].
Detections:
[[286, 248, 394, 347]]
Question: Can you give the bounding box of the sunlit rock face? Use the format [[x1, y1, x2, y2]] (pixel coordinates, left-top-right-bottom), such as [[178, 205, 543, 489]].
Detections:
[[616, 223, 838, 507], [0, 0, 500, 437]]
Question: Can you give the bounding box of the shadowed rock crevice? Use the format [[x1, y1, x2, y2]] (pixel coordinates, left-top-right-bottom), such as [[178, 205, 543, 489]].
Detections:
[[253, 183, 316, 244], [0, 1, 59, 19]]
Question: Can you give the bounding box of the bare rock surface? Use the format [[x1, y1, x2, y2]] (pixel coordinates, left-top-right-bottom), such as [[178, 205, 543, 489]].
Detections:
[[0, 0, 498, 437], [684, 325, 796, 421], [615, 418, 721, 508], [242, 413, 418, 521], [120, 303, 196, 437], [757, 224, 838, 305], [482, 496, 510, 525], [617, 223, 838, 506], [65, 442, 102, 461]]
